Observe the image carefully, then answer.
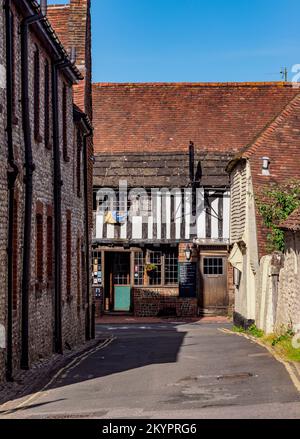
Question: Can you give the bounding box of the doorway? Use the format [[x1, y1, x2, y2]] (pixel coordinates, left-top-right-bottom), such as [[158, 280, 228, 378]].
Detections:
[[199, 253, 228, 315], [104, 252, 131, 312]]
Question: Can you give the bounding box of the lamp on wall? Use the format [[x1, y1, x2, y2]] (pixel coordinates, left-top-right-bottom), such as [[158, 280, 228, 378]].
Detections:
[[262, 157, 270, 176], [185, 244, 192, 262]]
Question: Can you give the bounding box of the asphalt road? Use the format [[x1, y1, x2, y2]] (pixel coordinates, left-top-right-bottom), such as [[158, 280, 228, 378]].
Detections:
[[2, 322, 300, 419]]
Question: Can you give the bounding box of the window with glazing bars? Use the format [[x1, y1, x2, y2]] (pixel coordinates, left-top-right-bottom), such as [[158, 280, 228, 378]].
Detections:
[[148, 251, 162, 285], [203, 258, 223, 275], [165, 250, 178, 285], [134, 252, 144, 286]]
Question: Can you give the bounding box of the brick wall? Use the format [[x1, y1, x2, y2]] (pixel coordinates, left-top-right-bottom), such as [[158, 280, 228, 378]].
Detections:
[[133, 288, 198, 317]]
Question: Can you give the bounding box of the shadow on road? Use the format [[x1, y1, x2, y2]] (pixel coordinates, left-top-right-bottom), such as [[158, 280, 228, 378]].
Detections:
[[48, 324, 188, 390], [0, 323, 188, 407]]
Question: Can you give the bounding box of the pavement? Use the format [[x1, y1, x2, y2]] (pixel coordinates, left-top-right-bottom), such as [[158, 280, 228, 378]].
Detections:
[[0, 321, 299, 419]]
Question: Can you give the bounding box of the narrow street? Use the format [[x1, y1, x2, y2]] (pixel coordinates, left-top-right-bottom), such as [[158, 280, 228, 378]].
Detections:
[[1, 321, 299, 419]]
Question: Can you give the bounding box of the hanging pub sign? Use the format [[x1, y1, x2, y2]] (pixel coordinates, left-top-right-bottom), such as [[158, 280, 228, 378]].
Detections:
[[179, 262, 197, 298]]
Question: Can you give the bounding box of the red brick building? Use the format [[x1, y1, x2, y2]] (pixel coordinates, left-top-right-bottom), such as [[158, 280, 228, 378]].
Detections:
[[0, 0, 93, 383], [91, 82, 298, 318]]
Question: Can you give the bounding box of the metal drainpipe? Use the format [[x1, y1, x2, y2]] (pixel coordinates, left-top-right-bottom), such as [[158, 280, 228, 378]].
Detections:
[[4, 0, 19, 381], [20, 10, 45, 371], [83, 133, 93, 340]]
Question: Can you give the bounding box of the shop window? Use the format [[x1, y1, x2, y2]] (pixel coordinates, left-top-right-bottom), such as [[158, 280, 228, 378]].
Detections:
[[165, 250, 178, 285], [92, 250, 102, 286], [148, 251, 162, 286], [134, 252, 144, 286], [203, 258, 223, 275]]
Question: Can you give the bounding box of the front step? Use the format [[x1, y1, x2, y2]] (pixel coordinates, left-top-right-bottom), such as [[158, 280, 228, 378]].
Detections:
[[104, 311, 134, 317]]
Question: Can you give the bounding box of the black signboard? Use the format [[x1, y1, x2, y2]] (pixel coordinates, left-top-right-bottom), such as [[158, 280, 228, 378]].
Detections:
[[179, 262, 197, 298]]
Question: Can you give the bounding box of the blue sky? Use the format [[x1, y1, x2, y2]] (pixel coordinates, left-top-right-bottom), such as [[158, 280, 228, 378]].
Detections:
[[48, 0, 300, 83]]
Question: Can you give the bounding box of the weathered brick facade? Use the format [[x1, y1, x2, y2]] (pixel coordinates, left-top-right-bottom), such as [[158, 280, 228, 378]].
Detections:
[[0, 0, 93, 382]]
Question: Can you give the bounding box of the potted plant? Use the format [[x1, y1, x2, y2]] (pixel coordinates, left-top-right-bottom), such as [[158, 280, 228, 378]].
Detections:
[[145, 263, 158, 276]]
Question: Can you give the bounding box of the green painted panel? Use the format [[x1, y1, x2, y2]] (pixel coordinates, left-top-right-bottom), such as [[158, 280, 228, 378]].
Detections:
[[114, 286, 131, 311]]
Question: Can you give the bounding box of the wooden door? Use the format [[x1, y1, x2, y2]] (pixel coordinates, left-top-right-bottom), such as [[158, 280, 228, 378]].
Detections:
[[199, 254, 228, 314], [113, 253, 131, 312]]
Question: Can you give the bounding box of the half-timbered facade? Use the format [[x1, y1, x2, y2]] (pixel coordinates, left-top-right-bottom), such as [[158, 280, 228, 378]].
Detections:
[[93, 150, 233, 317]]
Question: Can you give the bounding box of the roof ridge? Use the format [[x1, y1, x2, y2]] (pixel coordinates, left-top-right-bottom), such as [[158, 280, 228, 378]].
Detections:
[[47, 4, 70, 8], [240, 92, 300, 159], [93, 81, 293, 88]]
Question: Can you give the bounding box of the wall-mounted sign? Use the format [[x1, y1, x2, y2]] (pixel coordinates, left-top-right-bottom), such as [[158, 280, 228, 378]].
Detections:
[[179, 262, 197, 298]]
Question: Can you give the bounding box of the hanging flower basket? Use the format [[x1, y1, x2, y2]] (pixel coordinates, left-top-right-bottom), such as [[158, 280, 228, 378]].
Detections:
[[145, 263, 158, 275]]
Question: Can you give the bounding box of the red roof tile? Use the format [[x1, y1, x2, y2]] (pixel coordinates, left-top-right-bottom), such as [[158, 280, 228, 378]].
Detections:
[[280, 207, 300, 231], [92, 82, 299, 154]]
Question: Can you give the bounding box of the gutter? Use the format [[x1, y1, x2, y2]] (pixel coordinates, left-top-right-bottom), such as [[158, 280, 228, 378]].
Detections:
[[4, 0, 19, 381]]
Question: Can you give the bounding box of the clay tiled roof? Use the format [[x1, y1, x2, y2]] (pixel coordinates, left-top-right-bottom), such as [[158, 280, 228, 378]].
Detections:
[[226, 91, 300, 256], [47, 5, 70, 49], [92, 82, 299, 154], [280, 207, 300, 231]]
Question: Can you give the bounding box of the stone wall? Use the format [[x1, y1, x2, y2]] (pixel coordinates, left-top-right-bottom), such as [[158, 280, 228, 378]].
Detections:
[[255, 235, 300, 334], [276, 232, 300, 332]]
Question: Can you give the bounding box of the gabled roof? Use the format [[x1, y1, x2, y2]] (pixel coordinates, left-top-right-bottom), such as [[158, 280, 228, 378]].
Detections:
[[227, 92, 300, 172], [92, 82, 298, 154], [280, 207, 300, 232]]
